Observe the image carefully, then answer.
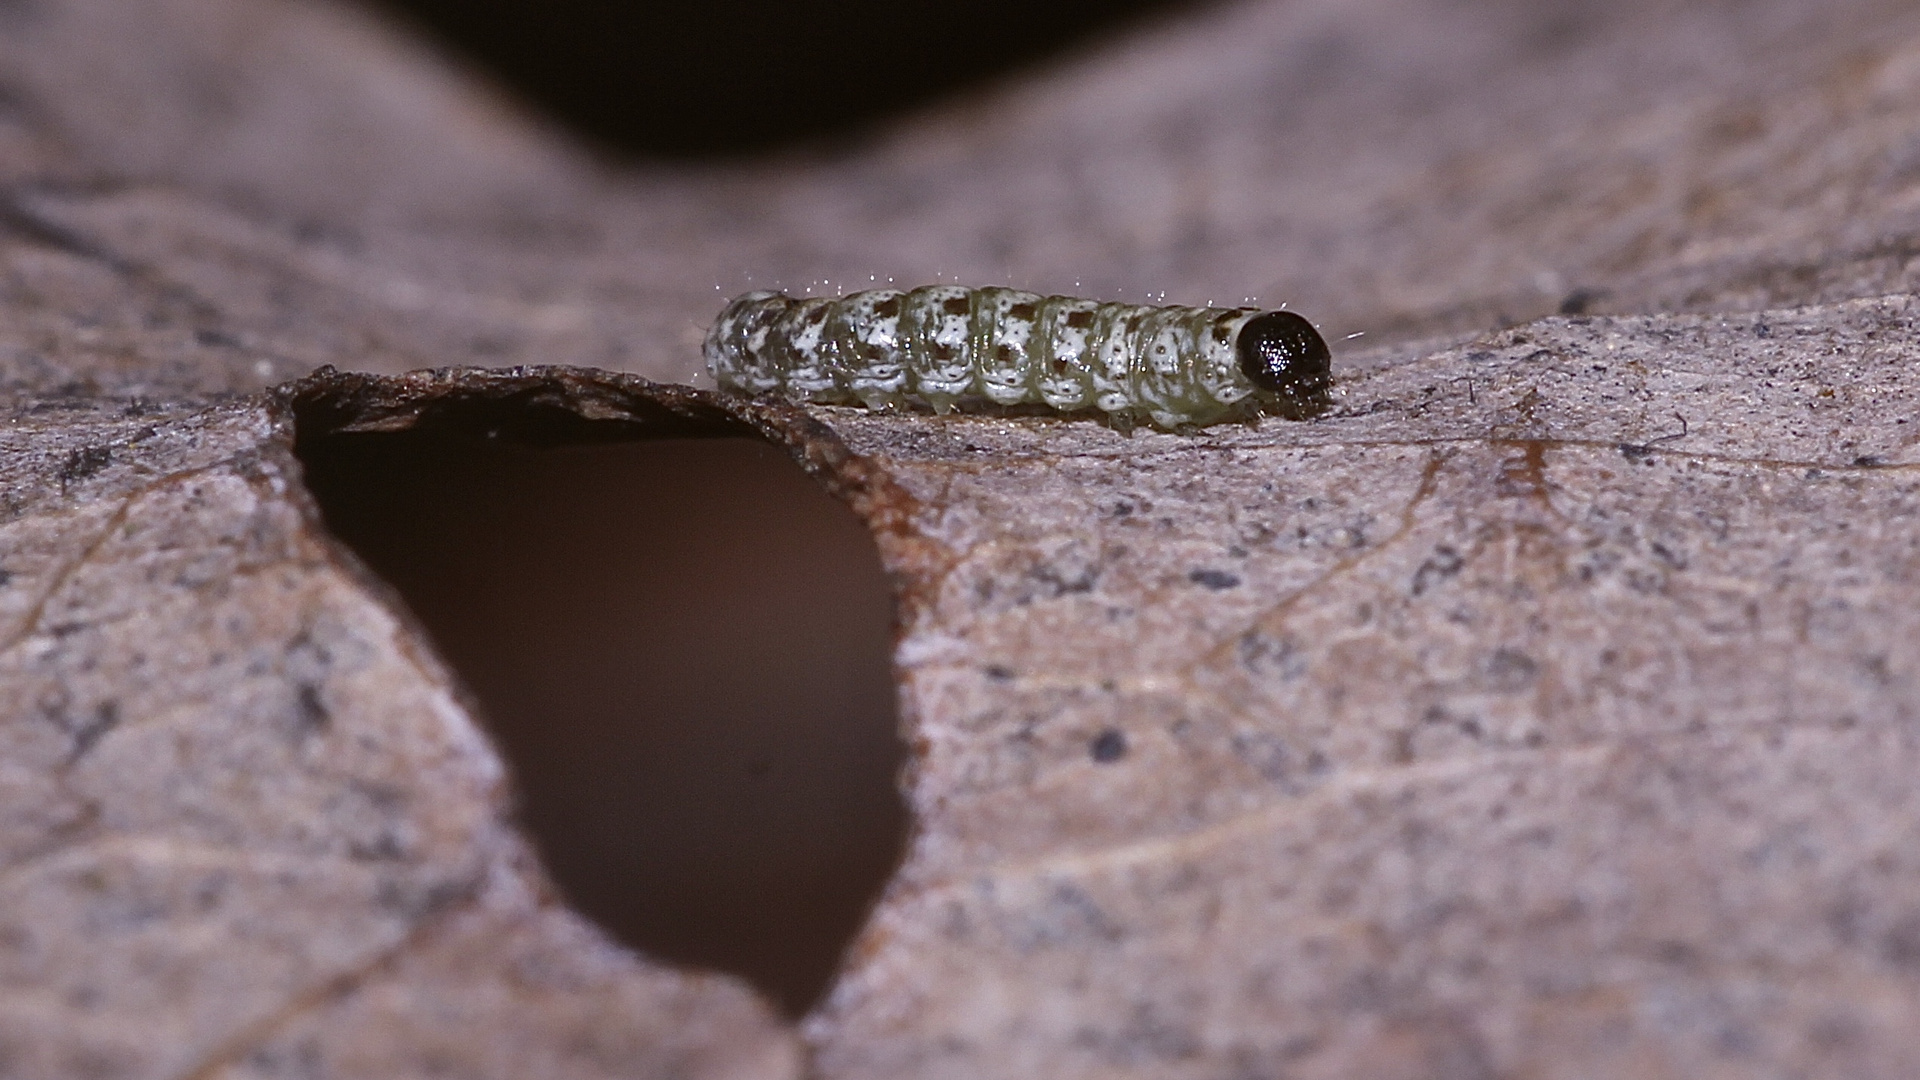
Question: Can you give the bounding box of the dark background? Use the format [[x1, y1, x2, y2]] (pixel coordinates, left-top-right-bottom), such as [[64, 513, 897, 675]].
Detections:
[[374, 0, 1204, 157]]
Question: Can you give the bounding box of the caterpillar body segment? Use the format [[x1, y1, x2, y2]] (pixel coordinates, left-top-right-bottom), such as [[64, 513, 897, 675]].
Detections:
[[704, 286, 1332, 429]]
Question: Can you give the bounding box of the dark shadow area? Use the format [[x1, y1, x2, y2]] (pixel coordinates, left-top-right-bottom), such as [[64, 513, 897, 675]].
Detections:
[[373, 0, 1208, 158], [295, 424, 907, 1017]]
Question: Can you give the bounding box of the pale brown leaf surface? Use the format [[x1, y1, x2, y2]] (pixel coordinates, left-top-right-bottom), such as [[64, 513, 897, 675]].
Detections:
[[808, 296, 1920, 1078], [0, 384, 805, 1077], [5, 0, 1920, 1077]]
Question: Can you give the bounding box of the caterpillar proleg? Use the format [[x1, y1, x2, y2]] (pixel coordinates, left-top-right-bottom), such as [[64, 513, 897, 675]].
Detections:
[[704, 286, 1331, 429]]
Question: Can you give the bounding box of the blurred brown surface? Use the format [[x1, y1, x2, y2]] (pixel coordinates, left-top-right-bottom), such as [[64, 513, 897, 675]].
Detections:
[[7, 0, 1920, 389]]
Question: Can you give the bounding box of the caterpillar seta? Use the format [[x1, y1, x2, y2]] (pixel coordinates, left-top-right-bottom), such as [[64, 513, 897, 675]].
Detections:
[[704, 285, 1332, 429]]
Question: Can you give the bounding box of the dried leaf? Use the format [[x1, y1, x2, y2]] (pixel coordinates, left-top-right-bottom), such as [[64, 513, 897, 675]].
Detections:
[[6, 0, 1920, 1077], [807, 298, 1920, 1078]]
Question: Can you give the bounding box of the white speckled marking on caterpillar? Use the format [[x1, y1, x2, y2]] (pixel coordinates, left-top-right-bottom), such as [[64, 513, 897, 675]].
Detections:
[[704, 286, 1332, 429]]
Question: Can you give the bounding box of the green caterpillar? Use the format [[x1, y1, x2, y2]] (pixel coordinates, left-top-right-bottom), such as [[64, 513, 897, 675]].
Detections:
[[704, 286, 1331, 429]]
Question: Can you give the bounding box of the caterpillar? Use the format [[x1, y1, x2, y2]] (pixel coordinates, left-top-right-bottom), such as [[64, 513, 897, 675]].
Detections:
[[704, 286, 1332, 429]]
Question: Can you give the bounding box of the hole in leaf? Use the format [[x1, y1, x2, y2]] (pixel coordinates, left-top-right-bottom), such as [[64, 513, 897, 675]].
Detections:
[[294, 419, 907, 1018]]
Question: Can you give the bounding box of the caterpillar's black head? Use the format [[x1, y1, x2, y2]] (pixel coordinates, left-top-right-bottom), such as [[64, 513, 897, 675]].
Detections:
[[1236, 311, 1332, 415]]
